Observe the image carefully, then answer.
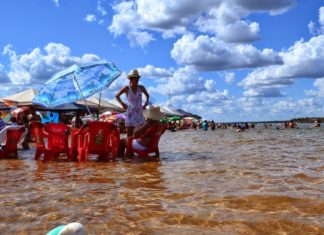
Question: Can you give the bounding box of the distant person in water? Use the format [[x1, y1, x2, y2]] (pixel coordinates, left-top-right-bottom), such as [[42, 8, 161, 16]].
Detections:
[[115, 69, 149, 137], [202, 120, 208, 131], [311, 120, 321, 128]]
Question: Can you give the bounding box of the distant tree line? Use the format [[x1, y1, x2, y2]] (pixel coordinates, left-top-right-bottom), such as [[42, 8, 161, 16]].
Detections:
[[291, 117, 324, 123]]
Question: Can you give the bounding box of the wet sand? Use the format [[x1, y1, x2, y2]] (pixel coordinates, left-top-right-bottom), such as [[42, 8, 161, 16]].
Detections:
[[0, 127, 324, 234]]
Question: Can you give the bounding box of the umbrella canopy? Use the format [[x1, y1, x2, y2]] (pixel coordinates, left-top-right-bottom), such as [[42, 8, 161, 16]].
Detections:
[[160, 117, 169, 124], [32, 61, 121, 108], [170, 116, 181, 121]]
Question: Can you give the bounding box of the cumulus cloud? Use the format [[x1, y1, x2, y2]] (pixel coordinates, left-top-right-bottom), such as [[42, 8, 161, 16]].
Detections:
[[243, 87, 285, 97], [127, 31, 155, 48], [144, 65, 231, 114], [308, 6, 324, 36], [320, 6, 324, 33], [2, 43, 101, 84], [305, 78, 324, 97], [108, 0, 295, 47], [223, 72, 235, 84], [85, 14, 97, 22], [272, 97, 324, 118], [97, 0, 107, 16], [235, 0, 296, 15], [240, 35, 324, 97], [0, 63, 10, 83], [138, 65, 174, 78], [171, 33, 282, 71], [308, 21, 317, 35]]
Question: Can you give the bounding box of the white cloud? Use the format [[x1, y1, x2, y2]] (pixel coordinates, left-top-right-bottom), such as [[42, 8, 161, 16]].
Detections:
[[144, 66, 231, 115], [235, 0, 296, 15], [240, 35, 324, 97], [2, 43, 101, 84], [308, 21, 317, 35], [108, 1, 155, 48], [195, 3, 261, 43], [85, 14, 97, 22], [171, 33, 282, 71], [320, 6, 324, 33], [127, 31, 155, 48], [319, 7, 324, 24], [272, 97, 324, 118], [307, 6, 324, 36], [97, 0, 107, 16], [148, 66, 209, 96], [108, 0, 295, 47], [138, 65, 174, 78], [0, 63, 10, 83], [243, 87, 285, 97], [305, 78, 324, 97], [224, 72, 235, 84]]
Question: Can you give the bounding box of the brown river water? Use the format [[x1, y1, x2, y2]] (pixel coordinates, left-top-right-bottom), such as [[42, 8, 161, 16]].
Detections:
[[0, 126, 324, 234]]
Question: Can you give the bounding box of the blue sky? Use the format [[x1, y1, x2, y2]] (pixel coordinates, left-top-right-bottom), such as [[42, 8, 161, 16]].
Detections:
[[0, 0, 324, 121]]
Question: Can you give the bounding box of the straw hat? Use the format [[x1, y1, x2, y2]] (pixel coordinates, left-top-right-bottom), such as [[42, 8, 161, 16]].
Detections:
[[127, 69, 141, 79], [144, 105, 164, 121]]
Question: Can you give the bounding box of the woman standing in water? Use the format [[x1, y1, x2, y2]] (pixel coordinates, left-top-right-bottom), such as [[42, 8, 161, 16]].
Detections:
[[115, 69, 149, 137]]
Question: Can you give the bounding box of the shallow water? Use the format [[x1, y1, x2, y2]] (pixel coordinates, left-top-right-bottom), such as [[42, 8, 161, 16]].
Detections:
[[0, 126, 324, 234]]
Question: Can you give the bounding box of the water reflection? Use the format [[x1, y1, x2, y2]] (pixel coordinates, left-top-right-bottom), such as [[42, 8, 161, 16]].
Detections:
[[0, 127, 324, 234]]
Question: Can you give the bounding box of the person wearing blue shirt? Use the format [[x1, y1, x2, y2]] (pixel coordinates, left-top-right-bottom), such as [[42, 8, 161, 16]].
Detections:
[[0, 112, 6, 131]]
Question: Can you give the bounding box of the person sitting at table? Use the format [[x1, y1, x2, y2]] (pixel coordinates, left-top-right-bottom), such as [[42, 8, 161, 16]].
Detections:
[[118, 105, 165, 157], [0, 111, 6, 131], [128, 105, 165, 156], [0, 117, 27, 149]]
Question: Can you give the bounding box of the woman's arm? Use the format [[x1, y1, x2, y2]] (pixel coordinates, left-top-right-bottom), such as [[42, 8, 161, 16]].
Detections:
[[115, 86, 129, 110], [140, 85, 150, 110]]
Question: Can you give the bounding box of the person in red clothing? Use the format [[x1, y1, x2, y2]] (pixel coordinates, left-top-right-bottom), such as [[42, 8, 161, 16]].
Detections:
[[131, 105, 165, 151], [118, 105, 165, 157]]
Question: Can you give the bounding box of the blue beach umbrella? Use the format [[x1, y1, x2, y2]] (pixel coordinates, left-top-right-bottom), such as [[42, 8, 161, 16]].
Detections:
[[33, 61, 121, 113]]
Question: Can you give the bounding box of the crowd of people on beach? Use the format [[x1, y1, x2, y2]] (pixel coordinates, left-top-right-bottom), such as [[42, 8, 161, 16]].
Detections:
[[0, 69, 165, 158], [0, 68, 322, 157]]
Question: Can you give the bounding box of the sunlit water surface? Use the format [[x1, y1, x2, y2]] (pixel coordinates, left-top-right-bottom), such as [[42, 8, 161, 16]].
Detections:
[[0, 126, 324, 234]]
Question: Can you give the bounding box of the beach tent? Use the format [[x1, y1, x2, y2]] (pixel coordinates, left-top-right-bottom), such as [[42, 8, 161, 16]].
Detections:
[[79, 96, 124, 112], [161, 106, 184, 117], [1, 88, 37, 106], [0, 101, 10, 110], [108, 99, 124, 110]]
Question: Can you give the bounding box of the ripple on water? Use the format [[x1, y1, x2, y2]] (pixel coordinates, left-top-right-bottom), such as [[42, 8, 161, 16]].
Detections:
[[0, 128, 324, 234]]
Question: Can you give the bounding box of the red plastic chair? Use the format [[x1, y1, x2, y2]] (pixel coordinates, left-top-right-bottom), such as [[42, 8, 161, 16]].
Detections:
[[0, 127, 26, 159], [43, 123, 71, 161], [73, 121, 120, 162], [126, 125, 166, 157], [30, 121, 47, 160]]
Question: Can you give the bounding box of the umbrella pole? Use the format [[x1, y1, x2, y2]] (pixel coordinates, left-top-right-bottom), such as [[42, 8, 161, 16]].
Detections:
[[98, 92, 101, 121], [73, 74, 92, 115]]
